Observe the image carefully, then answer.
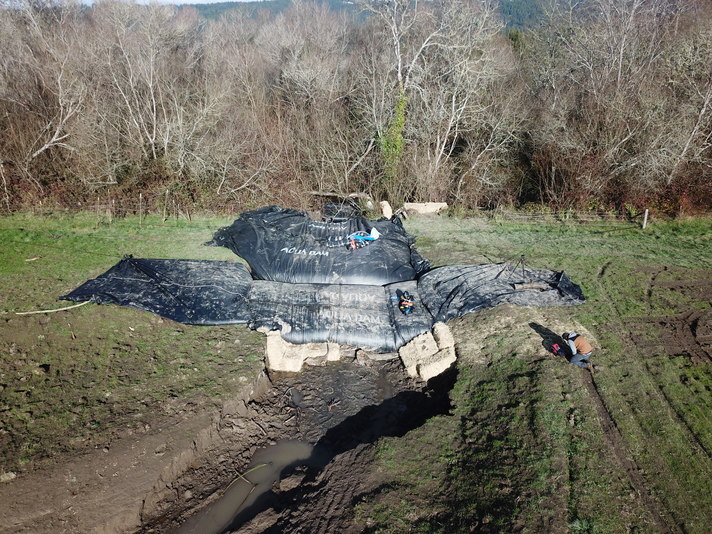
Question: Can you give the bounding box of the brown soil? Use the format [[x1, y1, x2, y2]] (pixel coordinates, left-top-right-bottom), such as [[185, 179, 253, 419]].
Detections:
[[632, 265, 712, 365], [630, 309, 712, 365], [0, 367, 269, 534], [220, 368, 455, 534], [0, 352, 451, 534]]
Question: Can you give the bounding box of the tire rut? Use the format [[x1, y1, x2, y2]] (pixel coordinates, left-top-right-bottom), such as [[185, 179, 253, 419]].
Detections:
[[652, 378, 712, 459], [212, 365, 456, 534], [645, 266, 667, 312], [622, 308, 712, 460], [583, 372, 680, 534], [597, 260, 612, 279], [277, 444, 373, 533], [591, 271, 686, 533]]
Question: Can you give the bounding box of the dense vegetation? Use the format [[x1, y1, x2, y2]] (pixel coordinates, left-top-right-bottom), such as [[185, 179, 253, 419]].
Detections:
[[189, 0, 542, 26], [1, 0, 710, 214]]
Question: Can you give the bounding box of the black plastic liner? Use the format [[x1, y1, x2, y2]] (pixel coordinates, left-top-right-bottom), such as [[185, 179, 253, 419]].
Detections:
[[62, 257, 253, 325], [63, 264, 584, 353], [206, 206, 430, 285], [62, 207, 586, 353], [249, 280, 433, 352], [63, 263, 433, 352], [417, 264, 585, 324], [322, 201, 361, 222]]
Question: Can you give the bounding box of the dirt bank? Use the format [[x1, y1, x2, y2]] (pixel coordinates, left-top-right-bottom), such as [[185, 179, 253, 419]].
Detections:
[[0, 368, 271, 534], [142, 358, 455, 533], [0, 350, 452, 534]]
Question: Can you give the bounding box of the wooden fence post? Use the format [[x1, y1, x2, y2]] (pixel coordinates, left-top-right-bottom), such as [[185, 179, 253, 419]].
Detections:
[[139, 193, 143, 227], [163, 190, 168, 222], [0, 161, 10, 212], [642, 209, 649, 229]]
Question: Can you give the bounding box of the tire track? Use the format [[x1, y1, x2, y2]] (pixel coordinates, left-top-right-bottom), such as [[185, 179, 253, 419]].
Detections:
[[583, 372, 680, 534], [590, 269, 689, 534], [645, 266, 667, 312], [653, 378, 711, 459], [597, 260, 612, 279], [278, 444, 373, 534], [625, 308, 712, 456]]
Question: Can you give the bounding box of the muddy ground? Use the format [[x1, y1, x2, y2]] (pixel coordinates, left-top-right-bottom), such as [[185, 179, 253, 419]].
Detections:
[[0, 339, 451, 534]]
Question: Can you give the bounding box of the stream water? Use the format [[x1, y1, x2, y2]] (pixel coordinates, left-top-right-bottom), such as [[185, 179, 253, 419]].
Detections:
[[174, 440, 314, 534]]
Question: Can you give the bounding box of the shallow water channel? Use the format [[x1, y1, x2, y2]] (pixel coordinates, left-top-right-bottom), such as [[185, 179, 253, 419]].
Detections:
[[159, 359, 455, 533], [175, 440, 314, 534]]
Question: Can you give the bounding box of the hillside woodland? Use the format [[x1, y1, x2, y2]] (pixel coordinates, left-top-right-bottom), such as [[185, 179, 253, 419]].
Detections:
[[0, 0, 710, 213]]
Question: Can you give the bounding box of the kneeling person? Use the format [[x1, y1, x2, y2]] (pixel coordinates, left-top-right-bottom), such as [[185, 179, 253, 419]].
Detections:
[[562, 332, 595, 370]]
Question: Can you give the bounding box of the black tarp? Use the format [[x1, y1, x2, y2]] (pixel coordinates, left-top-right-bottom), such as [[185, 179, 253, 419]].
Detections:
[[206, 206, 430, 285], [62, 260, 434, 352], [63, 263, 584, 353], [248, 280, 433, 352], [62, 257, 252, 325], [417, 264, 585, 324], [62, 207, 586, 353]]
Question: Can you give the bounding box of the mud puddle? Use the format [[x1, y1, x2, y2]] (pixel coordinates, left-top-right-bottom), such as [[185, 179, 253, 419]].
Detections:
[[176, 440, 314, 534], [143, 359, 456, 533]]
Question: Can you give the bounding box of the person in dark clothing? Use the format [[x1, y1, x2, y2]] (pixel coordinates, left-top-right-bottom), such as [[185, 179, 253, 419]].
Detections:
[[398, 291, 414, 315], [562, 332, 596, 370]]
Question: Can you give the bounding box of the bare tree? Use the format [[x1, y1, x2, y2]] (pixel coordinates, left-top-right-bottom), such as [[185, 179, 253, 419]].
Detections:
[[1, 0, 709, 212], [0, 0, 85, 194], [663, 17, 712, 186], [356, 0, 449, 198], [80, 2, 239, 192], [357, 0, 521, 207], [525, 0, 699, 206], [252, 2, 372, 198]]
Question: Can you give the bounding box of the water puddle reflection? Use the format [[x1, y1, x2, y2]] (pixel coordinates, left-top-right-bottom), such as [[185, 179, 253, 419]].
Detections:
[[175, 440, 313, 534]]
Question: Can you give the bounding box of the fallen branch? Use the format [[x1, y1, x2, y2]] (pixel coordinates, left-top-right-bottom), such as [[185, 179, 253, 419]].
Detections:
[[15, 301, 90, 316]]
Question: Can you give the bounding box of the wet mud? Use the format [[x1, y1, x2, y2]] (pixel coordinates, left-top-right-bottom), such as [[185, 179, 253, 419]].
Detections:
[[627, 265, 712, 365], [140, 358, 455, 533], [175, 440, 314, 534]]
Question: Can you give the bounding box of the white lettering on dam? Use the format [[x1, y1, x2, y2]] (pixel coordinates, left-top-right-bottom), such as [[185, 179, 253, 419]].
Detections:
[[280, 247, 329, 257]]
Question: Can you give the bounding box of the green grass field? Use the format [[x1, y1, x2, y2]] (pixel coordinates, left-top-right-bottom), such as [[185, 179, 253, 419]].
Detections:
[[1, 211, 711, 532]]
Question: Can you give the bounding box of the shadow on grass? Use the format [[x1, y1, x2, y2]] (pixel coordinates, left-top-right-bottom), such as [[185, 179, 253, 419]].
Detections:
[[529, 322, 570, 360]]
